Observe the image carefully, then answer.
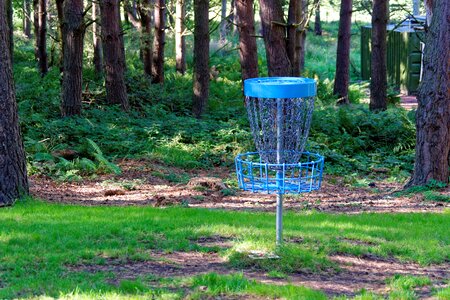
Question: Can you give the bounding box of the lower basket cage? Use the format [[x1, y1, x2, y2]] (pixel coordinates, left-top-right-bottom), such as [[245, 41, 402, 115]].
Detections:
[[235, 151, 324, 194]]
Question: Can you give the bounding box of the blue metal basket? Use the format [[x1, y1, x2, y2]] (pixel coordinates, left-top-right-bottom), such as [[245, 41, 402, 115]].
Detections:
[[236, 151, 324, 195]]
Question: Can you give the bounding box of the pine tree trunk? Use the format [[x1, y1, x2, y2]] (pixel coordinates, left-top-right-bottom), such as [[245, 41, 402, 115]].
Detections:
[[92, 1, 103, 75], [23, 0, 32, 38], [236, 0, 258, 81], [220, 0, 227, 43], [99, 0, 129, 110], [259, 0, 292, 76], [56, 0, 65, 72], [287, 0, 300, 76], [138, 0, 153, 77], [6, 0, 13, 62], [297, 0, 308, 73], [152, 0, 165, 83], [314, 0, 322, 35], [34, 0, 48, 76], [0, 1, 29, 206], [192, 0, 209, 118], [408, 0, 450, 186], [61, 0, 86, 116], [369, 0, 388, 111], [333, 0, 352, 104], [175, 0, 186, 74]]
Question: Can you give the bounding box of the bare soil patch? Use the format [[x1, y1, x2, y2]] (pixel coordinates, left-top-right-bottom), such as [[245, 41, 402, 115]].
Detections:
[[68, 250, 449, 298], [30, 159, 449, 213]]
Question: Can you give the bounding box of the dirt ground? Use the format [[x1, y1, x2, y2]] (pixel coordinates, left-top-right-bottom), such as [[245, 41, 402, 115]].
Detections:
[[32, 159, 450, 298], [30, 159, 449, 213]]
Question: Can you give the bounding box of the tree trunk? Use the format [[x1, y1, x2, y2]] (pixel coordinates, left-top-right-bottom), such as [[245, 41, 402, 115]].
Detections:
[[123, 0, 130, 25], [314, 0, 322, 35], [34, 0, 48, 76], [408, 0, 450, 186], [236, 0, 258, 81], [138, 0, 153, 77], [192, 0, 209, 118], [0, 1, 29, 206], [333, 0, 352, 104], [99, 0, 129, 110], [56, 0, 65, 71], [92, 1, 103, 75], [259, 0, 292, 76], [297, 0, 308, 73], [61, 0, 86, 116], [152, 0, 165, 83], [175, 0, 186, 74], [369, 0, 388, 111], [23, 0, 32, 38], [287, 0, 300, 76], [6, 0, 13, 62], [220, 0, 227, 43]]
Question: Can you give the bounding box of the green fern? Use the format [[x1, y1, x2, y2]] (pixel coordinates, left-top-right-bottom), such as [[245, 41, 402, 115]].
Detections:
[[86, 138, 122, 175]]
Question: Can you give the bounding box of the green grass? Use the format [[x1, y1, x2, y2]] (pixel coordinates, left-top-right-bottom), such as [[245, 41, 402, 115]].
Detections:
[[0, 199, 449, 298]]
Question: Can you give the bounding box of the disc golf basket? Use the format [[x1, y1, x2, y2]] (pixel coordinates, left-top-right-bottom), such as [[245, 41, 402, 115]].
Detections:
[[235, 77, 324, 245]]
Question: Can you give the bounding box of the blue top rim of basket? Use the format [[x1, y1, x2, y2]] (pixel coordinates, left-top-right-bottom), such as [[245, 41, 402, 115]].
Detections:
[[244, 77, 316, 98], [235, 151, 324, 167]]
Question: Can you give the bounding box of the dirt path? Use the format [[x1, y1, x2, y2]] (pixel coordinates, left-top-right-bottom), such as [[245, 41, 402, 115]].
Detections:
[[30, 159, 449, 214], [69, 249, 450, 298]]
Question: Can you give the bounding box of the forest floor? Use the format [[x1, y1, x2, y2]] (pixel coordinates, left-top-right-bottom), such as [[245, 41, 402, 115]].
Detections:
[[30, 158, 449, 214], [26, 158, 450, 299]]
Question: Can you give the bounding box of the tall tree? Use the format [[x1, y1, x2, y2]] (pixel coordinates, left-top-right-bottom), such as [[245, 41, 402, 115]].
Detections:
[[175, 0, 186, 74], [61, 0, 87, 116], [259, 0, 292, 76], [152, 0, 165, 83], [314, 0, 322, 35], [34, 0, 48, 75], [99, 0, 129, 110], [23, 0, 32, 38], [369, 0, 388, 111], [236, 0, 258, 80], [333, 0, 352, 104], [92, 1, 103, 75], [408, 0, 449, 186], [0, 1, 29, 206], [297, 0, 308, 73], [219, 0, 227, 43], [56, 0, 65, 71], [6, 0, 13, 61], [287, 0, 301, 76], [137, 0, 153, 77], [192, 0, 209, 118]]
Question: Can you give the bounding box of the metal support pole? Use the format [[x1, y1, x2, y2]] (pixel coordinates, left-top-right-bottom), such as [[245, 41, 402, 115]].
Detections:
[[276, 98, 283, 246], [276, 193, 283, 245]]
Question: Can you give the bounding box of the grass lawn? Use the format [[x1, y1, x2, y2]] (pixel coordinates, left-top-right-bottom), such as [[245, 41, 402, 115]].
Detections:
[[0, 199, 448, 299]]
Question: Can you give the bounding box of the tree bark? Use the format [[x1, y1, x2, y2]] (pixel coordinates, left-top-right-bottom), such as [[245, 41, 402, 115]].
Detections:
[[220, 0, 227, 43], [92, 1, 103, 75], [34, 0, 48, 76], [0, 1, 29, 206], [297, 0, 308, 73], [369, 0, 388, 111], [236, 0, 258, 81], [23, 0, 32, 38], [287, 0, 300, 76], [259, 0, 292, 76], [99, 0, 129, 110], [56, 0, 65, 71], [138, 0, 153, 77], [333, 0, 352, 104], [6, 0, 13, 62], [152, 0, 165, 83], [61, 0, 86, 116], [408, 0, 450, 186], [175, 0, 186, 74], [192, 0, 209, 118], [314, 0, 322, 35]]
